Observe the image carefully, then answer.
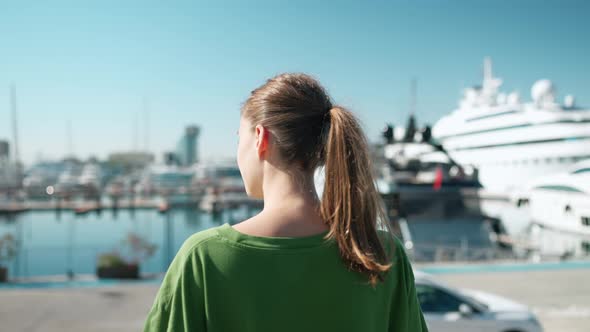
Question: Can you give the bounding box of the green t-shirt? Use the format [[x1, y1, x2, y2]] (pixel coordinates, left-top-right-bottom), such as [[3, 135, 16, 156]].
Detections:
[[144, 223, 428, 332]]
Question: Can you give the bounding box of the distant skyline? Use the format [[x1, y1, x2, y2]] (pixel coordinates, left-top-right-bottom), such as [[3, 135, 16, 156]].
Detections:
[[1, 1, 589, 165]]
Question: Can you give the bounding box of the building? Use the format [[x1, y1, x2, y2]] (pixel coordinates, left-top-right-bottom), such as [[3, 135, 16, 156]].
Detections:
[[163, 152, 180, 166], [0, 140, 9, 161], [175, 125, 200, 166], [0, 140, 22, 190], [107, 152, 155, 170]]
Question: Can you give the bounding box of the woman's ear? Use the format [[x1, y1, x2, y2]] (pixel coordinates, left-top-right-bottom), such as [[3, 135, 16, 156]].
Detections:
[[255, 124, 269, 158]]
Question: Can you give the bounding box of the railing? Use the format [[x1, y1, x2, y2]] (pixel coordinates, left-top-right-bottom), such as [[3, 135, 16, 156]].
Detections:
[[4, 245, 167, 279], [409, 244, 516, 263]]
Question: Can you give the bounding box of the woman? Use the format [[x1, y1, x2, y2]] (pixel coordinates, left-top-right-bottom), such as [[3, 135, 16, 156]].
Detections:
[[144, 73, 428, 331]]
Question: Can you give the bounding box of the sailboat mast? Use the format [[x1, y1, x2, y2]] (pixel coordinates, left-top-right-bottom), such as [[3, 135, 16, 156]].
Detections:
[[10, 84, 20, 164]]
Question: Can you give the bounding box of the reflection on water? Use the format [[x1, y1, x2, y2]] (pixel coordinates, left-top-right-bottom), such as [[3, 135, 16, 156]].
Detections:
[[0, 207, 258, 279]]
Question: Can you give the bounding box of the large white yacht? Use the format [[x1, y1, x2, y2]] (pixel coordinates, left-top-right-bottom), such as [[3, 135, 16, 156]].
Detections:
[[432, 58, 590, 193], [512, 160, 590, 257]]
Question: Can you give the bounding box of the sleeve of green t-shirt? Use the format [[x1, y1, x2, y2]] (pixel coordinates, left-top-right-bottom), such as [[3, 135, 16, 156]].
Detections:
[[389, 238, 429, 332], [143, 239, 207, 332]]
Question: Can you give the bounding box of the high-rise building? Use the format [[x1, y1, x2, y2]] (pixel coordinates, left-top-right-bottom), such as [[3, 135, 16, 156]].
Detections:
[[0, 140, 9, 161], [176, 125, 200, 166], [0, 140, 21, 190]]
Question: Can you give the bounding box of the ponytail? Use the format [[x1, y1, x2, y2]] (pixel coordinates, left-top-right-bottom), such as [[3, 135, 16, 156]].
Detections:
[[320, 107, 392, 286]]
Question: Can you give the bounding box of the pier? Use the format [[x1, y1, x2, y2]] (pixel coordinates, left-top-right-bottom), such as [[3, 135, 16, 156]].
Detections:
[[0, 196, 263, 215]]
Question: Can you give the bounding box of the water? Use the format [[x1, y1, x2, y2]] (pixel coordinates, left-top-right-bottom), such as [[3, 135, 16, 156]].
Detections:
[[0, 207, 257, 279], [2, 198, 587, 280]]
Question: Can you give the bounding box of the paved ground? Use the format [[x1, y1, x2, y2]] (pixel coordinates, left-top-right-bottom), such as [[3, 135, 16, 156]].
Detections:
[[0, 284, 158, 332], [437, 268, 590, 332], [1, 268, 588, 332]]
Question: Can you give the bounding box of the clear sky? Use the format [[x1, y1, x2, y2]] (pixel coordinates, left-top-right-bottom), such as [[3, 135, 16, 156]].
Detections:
[[1, 0, 588, 165]]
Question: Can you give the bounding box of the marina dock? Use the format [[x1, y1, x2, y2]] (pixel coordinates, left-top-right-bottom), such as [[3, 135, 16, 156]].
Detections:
[[0, 196, 263, 215]]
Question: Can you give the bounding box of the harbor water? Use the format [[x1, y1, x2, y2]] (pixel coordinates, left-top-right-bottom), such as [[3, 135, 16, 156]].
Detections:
[[0, 207, 257, 279]]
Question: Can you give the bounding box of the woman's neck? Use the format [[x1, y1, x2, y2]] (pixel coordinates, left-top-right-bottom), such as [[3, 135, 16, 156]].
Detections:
[[234, 166, 328, 237]]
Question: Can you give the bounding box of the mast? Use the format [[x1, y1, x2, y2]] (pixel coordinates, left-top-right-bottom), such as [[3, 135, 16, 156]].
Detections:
[[143, 97, 150, 152], [10, 84, 20, 164], [66, 119, 74, 158]]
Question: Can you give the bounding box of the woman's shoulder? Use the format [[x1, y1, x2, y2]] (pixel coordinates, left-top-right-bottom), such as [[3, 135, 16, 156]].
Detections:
[[376, 230, 406, 259], [176, 225, 225, 258]]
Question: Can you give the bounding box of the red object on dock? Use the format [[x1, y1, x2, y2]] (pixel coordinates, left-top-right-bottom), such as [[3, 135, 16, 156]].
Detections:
[[433, 166, 443, 191]]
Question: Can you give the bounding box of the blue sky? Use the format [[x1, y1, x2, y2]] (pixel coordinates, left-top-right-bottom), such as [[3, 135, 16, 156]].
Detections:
[[0, 0, 588, 165]]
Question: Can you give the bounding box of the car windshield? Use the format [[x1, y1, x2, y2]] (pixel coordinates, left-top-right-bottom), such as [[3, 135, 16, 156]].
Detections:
[[416, 283, 490, 313], [460, 294, 489, 311]]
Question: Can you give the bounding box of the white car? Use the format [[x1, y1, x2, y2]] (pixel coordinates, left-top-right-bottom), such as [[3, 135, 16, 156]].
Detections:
[[415, 271, 543, 332]]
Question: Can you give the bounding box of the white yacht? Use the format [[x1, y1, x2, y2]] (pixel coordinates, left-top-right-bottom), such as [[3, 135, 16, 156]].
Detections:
[[373, 121, 512, 262], [432, 58, 590, 193], [192, 161, 250, 213], [512, 161, 590, 257], [0, 160, 21, 191], [78, 163, 102, 189]]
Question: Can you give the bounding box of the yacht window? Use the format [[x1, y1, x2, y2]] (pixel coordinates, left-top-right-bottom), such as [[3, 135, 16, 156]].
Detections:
[[582, 241, 590, 254], [582, 217, 590, 227], [465, 110, 518, 122], [451, 137, 590, 151], [437, 120, 590, 140], [535, 185, 584, 193], [573, 168, 590, 174]]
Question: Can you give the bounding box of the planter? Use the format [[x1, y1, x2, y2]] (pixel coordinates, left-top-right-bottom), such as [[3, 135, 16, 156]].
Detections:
[[0, 266, 7, 282], [96, 264, 139, 279]]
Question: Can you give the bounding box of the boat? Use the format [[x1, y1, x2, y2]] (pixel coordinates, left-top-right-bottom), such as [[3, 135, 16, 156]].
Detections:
[[0, 159, 22, 192], [432, 58, 590, 193], [512, 160, 590, 258], [374, 109, 512, 262], [193, 161, 257, 213], [147, 165, 195, 196]]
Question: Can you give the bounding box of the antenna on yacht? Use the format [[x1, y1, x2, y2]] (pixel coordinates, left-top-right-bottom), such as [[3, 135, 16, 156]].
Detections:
[[483, 57, 493, 82], [482, 57, 502, 99], [410, 78, 417, 117], [403, 79, 417, 142]]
